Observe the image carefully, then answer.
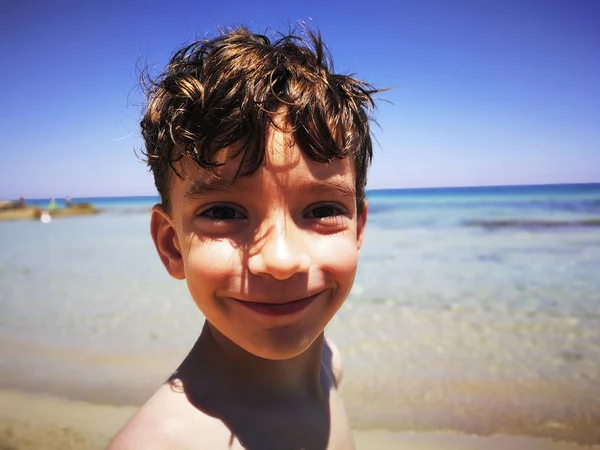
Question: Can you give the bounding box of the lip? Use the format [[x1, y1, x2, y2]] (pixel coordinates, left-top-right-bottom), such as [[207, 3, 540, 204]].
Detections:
[[236, 292, 321, 317]]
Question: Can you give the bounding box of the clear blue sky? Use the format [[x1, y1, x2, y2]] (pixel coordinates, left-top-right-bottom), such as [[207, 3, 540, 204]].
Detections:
[[1, 0, 599, 199]]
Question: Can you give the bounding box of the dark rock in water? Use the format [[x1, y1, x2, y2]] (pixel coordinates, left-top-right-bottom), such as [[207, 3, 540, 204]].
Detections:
[[476, 253, 503, 262], [365, 203, 399, 215], [464, 219, 600, 230]]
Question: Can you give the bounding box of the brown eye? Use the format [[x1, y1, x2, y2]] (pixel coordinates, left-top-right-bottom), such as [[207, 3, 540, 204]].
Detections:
[[305, 204, 348, 219], [199, 205, 245, 220]]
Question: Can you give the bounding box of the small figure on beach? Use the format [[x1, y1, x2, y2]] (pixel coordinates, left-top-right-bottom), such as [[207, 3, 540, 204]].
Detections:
[[65, 196, 72, 208], [40, 211, 51, 224], [47, 198, 57, 210], [109, 26, 380, 449]]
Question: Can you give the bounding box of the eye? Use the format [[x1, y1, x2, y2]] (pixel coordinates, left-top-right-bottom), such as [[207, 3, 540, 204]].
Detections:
[[198, 205, 246, 221], [304, 203, 349, 220]]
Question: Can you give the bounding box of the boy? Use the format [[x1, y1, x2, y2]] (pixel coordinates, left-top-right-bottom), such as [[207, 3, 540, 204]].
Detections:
[[110, 26, 379, 449]]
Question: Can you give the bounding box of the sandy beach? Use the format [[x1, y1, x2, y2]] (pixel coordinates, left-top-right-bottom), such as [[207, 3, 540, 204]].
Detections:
[[0, 389, 598, 450]]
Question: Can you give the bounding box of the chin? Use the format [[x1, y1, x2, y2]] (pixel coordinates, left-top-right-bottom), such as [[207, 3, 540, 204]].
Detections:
[[239, 325, 324, 361]]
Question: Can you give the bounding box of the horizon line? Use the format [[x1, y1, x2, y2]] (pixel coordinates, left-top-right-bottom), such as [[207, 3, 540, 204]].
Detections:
[[3, 181, 599, 202]]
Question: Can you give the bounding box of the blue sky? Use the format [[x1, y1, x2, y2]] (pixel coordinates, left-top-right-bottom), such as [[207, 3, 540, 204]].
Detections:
[[1, 0, 599, 199]]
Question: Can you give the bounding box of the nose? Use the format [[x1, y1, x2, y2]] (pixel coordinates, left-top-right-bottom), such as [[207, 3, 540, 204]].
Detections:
[[247, 214, 310, 280]]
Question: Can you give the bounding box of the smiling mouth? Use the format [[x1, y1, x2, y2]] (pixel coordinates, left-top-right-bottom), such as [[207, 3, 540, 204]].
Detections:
[[236, 293, 321, 317]]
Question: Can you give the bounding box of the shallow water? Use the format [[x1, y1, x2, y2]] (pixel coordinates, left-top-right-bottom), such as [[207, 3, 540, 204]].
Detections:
[[1, 184, 599, 442]]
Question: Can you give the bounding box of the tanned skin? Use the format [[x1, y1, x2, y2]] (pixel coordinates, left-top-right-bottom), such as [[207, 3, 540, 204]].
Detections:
[[108, 124, 367, 449]]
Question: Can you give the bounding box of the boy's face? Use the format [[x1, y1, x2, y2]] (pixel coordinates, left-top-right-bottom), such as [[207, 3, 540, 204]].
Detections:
[[151, 125, 367, 360]]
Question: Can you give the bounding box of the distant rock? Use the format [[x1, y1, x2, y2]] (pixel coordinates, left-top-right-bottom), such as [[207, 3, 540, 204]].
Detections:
[[0, 201, 99, 222], [464, 219, 600, 229]]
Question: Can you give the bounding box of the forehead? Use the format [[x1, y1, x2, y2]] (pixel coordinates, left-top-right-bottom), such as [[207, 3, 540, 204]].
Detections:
[[171, 126, 356, 195]]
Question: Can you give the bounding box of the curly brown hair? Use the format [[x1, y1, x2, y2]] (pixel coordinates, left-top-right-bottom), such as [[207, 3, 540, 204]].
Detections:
[[140, 26, 381, 214]]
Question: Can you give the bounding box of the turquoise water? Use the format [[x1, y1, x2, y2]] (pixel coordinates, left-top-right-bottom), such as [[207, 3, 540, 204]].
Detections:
[[1, 183, 600, 439]]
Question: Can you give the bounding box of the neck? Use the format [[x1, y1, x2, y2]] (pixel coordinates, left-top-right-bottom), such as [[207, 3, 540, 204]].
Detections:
[[174, 322, 326, 403]]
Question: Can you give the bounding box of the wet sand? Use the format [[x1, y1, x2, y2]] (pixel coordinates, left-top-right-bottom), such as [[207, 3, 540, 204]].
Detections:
[[1, 334, 599, 449], [1, 390, 599, 450]]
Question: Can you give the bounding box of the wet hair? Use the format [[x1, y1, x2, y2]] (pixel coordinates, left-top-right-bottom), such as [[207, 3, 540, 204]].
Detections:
[[140, 26, 381, 214]]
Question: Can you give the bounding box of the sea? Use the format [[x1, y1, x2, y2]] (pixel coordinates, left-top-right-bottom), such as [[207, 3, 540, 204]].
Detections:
[[1, 183, 599, 443]]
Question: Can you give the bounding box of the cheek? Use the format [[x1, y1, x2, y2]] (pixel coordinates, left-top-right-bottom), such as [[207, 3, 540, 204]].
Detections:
[[312, 234, 360, 283], [183, 239, 239, 290]]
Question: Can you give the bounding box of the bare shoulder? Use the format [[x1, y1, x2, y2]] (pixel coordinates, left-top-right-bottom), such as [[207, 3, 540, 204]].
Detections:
[[107, 384, 190, 449], [323, 338, 354, 449], [107, 384, 238, 450], [323, 336, 344, 387]]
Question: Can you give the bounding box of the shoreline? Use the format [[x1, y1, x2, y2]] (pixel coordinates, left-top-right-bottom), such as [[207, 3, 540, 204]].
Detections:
[[1, 390, 599, 450]]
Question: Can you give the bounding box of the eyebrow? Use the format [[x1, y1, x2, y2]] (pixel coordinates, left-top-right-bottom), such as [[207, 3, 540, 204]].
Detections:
[[183, 177, 356, 201], [304, 179, 356, 200], [183, 177, 241, 201]]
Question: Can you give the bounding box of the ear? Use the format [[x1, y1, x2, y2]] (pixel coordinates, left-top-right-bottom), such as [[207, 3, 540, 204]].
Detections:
[[356, 200, 368, 251], [150, 205, 185, 280]]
